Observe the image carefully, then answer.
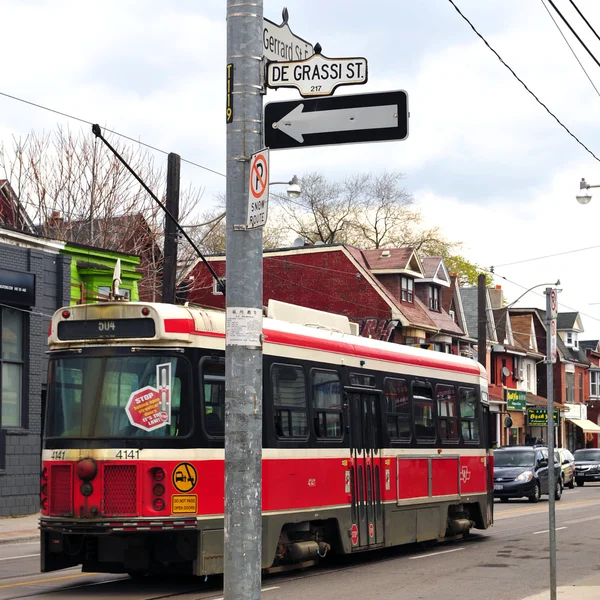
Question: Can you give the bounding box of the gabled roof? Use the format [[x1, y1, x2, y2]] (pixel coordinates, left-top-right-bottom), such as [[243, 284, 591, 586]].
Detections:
[[459, 286, 498, 343], [557, 312, 584, 332], [419, 256, 450, 287], [581, 340, 600, 353], [510, 313, 543, 356], [414, 295, 464, 336], [0, 180, 35, 233], [360, 247, 424, 278]]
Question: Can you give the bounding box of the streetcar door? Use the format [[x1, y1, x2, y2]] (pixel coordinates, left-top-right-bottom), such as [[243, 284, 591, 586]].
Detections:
[[347, 390, 384, 549]]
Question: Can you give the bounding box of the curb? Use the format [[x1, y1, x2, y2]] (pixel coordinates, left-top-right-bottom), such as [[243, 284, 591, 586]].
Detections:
[[0, 532, 39, 545]]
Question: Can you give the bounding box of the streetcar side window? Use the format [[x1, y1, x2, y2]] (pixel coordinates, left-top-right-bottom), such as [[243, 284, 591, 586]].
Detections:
[[311, 369, 343, 439], [272, 364, 308, 438], [201, 358, 225, 438], [384, 378, 411, 442], [436, 384, 459, 442], [459, 387, 480, 442], [412, 381, 435, 441]]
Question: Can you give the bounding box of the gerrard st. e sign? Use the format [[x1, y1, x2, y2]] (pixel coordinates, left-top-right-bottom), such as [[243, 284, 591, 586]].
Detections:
[[247, 149, 269, 229], [263, 16, 313, 62], [267, 53, 368, 97]]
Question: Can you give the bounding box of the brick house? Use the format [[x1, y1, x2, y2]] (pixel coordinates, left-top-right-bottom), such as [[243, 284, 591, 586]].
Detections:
[[581, 340, 600, 448]]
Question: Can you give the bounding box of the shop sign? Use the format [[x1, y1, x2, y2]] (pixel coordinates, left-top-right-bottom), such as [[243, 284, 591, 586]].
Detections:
[[0, 268, 35, 306], [506, 389, 526, 411], [527, 408, 559, 426]]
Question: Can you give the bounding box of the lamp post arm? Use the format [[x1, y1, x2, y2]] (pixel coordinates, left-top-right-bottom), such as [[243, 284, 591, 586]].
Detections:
[[505, 281, 560, 309]]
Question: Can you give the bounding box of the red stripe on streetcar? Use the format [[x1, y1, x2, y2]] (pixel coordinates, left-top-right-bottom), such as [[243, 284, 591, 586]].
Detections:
[[162, 318, 480, 376]]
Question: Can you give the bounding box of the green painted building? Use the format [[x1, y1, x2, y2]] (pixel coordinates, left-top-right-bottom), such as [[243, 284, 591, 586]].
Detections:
[[62, 242, 141, 304]]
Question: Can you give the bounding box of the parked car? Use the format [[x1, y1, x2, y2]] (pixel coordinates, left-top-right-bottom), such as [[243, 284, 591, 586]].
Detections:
[[574, 448, 600, 486], [555, 448, 575, 489], [494, 446, 562, 503]]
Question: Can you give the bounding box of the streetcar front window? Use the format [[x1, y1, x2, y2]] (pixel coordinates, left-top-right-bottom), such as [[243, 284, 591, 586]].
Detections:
[[46, 355, 191, 438]]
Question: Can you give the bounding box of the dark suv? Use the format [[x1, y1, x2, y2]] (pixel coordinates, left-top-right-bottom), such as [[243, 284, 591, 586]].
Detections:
[[494, 446, 562, 503], [574, 449, 600, 486]]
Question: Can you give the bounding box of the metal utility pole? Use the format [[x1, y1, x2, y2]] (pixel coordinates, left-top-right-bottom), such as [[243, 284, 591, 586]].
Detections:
[[477, 273, 487, 368], [161, 152, 180, 304], [225, 1, 264, 598], [545, 287, 557, 600]]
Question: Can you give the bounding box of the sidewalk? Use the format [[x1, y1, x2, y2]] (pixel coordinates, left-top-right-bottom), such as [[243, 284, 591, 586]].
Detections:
[[521, 574, 600, 600], [0, 513, 39, 544]]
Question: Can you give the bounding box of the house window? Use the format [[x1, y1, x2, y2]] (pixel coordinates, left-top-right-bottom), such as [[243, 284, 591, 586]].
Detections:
[[213, 278, 226, 295], [579, 373, 583, 403], [401, 277, 413, 303], [566, 372, 574, 403], [565, 331, 578, 349], [449, 309, 455, 321], [312, 369, 342, 439], [1, 307, 24, 428], [526, 363, 532, 392], [272, 364, 307, 438], [97, 286, 130, 301], [436, 384, 458, 441], [429, 285, 440, 310], [591, 371, 599, 397]]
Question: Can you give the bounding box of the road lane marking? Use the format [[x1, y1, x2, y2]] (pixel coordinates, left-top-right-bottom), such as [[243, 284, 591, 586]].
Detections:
[[0, 573, 96, 590], [495, 499, 600, 519], [214, 586, 280, 599], [408, 548, 465, 560], [0, 553, 39, 561], [533, 527, 567, 535], [564, 515, 600, 525]]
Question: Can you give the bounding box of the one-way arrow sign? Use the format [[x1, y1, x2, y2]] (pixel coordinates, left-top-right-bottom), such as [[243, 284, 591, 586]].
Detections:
[[264, 90, 408, 150]]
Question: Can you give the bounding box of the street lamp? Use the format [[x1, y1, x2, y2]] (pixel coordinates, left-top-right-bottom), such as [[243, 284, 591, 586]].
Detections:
[[575, 177, 600, 204], [270, 174, 301, 199]]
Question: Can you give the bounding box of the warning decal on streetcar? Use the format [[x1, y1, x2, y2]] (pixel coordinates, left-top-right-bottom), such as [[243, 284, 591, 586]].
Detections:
[[125, 363, 172, 432], [173, 462, 197, 493], [172, 494, 198, 514]]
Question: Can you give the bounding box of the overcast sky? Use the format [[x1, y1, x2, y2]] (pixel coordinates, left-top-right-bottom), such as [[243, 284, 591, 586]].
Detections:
[[3, 0, 600, 339]]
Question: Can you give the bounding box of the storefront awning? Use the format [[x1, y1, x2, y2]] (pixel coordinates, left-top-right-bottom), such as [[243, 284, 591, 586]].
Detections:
[[526, 393, 566, 409], [566, 418, 600, 433]]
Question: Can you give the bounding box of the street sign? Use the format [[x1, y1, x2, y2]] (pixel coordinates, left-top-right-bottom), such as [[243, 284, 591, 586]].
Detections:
[[550, 318, 557, 363], [550, 288, 558, 319], [125, 363, 172, 432], [247, 149, 269, 228], [267, 53, 368, 97], [264, 90, 409, 150], [263, 15, 313, 62]]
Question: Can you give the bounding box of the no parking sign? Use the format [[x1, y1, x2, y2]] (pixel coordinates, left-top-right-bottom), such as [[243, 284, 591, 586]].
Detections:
[[247, 149, 269, 229]]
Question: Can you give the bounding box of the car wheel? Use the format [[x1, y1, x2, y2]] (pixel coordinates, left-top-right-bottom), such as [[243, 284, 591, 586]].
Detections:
[[555, 479, 563, 501], [528, 483, 541, 503], [500, 497, 509, 503], [577, 480, 584, 487]]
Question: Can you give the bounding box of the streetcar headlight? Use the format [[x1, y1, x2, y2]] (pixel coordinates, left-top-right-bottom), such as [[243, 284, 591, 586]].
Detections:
[[515, 471, 533, 482]]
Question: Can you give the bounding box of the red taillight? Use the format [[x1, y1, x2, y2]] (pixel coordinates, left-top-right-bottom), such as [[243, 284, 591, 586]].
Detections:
[[76, 458, 98, 481], [142, 307, 150, 316], [153, 467, 165, 481], [153, 483, 165, 496], [61, 310, 70, 319], [153, 498, 165, 511]]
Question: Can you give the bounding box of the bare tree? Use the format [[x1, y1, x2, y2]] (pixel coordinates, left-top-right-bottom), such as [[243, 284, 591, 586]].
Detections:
[[0, 126, 202, 301]]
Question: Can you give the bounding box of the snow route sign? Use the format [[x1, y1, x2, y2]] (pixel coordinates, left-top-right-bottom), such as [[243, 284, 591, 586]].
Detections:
[[125, 363, 172, 432], [247, 149, 269, 229]]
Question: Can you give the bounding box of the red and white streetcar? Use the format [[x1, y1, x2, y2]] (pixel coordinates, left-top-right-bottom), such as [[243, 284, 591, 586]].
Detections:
[[40, 298, 493, 576]]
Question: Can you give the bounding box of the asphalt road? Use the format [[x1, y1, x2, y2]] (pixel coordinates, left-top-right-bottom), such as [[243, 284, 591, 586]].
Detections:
[[1, 484, 600, 600]]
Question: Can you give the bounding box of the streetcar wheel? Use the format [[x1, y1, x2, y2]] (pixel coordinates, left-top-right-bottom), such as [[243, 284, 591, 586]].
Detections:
[[555, 479, 563, 501], [567, 479, 575, 489], [528, 483, 541, 503]]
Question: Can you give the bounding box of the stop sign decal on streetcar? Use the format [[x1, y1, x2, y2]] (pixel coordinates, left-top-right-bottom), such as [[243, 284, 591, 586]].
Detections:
[[125, 363, 172, 432]]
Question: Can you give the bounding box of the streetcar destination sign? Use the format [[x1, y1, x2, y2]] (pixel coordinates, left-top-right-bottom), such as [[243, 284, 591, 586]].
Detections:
[[267, 53, 368, 97], [264, 90, 409, 150]]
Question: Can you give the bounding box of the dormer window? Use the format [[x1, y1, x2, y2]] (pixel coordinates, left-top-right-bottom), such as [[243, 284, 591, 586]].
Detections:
[[429, 285, 440, 311], [401, 277, 413, 303], [565, 331, 579, 350]]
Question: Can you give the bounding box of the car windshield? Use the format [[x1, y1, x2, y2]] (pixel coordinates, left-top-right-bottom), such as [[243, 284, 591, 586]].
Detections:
[[45, 354, 191, 438], [574, 450, 600, 462], [494, 450, 535, 467]]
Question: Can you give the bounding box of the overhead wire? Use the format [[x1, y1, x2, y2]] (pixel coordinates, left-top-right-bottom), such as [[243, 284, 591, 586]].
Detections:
[[0, 89, 225, 178], [568, 0, 600, 43], [491, 243, 600, 268], [446, 0, 600, 163], [540, 0, 600, 98]]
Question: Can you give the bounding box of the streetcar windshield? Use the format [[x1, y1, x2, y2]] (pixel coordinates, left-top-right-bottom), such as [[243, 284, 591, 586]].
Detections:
[[46, 354, 191, 438], [494, 450, 535, 468]]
